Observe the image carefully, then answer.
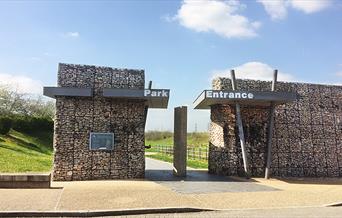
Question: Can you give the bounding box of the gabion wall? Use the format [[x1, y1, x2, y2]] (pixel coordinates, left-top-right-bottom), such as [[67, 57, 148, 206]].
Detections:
[[209, 78, 342, 177], [53, 63, 145, 181]]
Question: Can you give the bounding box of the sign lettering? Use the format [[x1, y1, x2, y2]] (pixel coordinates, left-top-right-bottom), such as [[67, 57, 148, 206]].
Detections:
[[144, 89, 169, 98], [206, 91, 254, 99]]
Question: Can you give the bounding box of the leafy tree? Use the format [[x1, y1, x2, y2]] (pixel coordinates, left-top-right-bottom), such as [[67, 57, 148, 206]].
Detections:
[[0, 85, 55, 119]]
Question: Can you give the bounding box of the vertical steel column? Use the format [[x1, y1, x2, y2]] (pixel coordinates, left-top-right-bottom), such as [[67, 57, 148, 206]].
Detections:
[[230, 70, 250, 178], [143, 81, 152, 128], [265, 70, 278, 179]]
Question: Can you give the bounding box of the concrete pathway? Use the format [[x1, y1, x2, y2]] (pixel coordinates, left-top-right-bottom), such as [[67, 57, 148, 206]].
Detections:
[[115, 207, 342, 218], [145, 158, 278, 194], [0, 157, 341, 214]]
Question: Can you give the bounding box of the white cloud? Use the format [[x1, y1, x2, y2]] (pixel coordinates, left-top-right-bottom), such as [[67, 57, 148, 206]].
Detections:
[[0, 73, 43, 94], [211, 61, 295, 82], [336, 71, 342, 77], [290, 0, 331, 13], [173, 0, 261, 39], [258, 0, 332, 20], [257, 0, 288, 20], [63, 31, 80, 38]]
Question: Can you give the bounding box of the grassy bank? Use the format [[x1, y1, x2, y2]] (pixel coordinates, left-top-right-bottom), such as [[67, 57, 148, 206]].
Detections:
[[0, 130, 209, 172], [0, 130, 53, 173]]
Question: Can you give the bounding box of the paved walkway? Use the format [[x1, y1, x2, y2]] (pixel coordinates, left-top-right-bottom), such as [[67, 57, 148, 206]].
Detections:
[[0, 157, 341, 214], [145, 158, 278, 194], [115, 207, 342, 218]]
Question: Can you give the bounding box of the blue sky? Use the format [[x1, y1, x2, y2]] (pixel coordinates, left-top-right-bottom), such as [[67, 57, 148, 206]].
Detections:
[[0, 0, 341, 131]]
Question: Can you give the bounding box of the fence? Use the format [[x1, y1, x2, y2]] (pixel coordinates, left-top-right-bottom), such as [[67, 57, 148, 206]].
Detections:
[[153, 145, 209, 160]]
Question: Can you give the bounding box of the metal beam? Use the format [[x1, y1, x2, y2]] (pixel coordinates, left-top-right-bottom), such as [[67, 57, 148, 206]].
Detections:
[[265, 70, 278, 179], [103, 88, 170, 108], [43, 87, 93, 98], [193, 90, 297, 109], [230, 70, 250, 178]]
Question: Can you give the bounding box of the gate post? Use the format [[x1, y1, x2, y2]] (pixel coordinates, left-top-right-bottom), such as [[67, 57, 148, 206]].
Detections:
[[173, 106, 187, 177]]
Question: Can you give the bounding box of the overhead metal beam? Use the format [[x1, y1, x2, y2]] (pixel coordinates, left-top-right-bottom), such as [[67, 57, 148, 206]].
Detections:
[[193, 90, 297, 109], [43, 86, 170, 108], [43, 87, 93, 98], [103, 88, 170, 109]]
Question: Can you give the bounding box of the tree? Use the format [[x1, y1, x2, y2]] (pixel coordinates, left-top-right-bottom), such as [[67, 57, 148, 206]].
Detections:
[[0, 85, 55, 119]]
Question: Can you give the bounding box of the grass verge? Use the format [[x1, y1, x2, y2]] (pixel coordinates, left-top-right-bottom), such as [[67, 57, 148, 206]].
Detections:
[[145, 153, 208, 169], [0, 130, 53, 173]]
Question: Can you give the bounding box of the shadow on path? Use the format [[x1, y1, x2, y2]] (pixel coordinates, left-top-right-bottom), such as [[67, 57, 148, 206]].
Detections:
[[145, 158, 279, 194]]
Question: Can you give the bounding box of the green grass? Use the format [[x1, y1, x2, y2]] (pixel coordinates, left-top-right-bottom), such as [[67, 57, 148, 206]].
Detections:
[[0, 130, 53, 173], [145, 131, 210, 168], [145, 153, 208, 169], [145, 131, 209, 150], [0, 129, 209, 172]]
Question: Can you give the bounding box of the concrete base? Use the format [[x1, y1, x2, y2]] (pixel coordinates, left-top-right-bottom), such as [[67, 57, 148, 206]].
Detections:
[[0, 174, 51, 188]]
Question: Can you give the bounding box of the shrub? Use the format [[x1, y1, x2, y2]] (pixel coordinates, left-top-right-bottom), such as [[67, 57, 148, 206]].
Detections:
[[12, 116, 53, 133], [0, 117, 12, 135], [145, 131, 173, 141]]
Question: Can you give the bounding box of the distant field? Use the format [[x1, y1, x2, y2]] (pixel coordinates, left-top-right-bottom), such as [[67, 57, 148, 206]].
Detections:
[[145, 131, 209, 148], [0, 130, 53, 173]]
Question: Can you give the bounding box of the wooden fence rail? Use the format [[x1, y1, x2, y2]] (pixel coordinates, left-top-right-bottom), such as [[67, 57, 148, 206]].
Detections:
[[153, 145, 209, 160]]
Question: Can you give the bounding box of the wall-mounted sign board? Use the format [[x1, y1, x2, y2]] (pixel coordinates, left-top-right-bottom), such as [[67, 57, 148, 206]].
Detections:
[[43, 87, 170, 109], [194, 90, 297, 109], [89, 133, 114, 150]]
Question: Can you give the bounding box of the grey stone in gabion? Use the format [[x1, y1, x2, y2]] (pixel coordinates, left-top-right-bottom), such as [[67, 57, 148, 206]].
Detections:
[[209, 78, 342, 178], [53, 63, 146, 181]]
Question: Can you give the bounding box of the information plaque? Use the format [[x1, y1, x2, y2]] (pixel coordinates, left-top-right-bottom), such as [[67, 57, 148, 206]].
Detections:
[[89, 133, 114, 150]]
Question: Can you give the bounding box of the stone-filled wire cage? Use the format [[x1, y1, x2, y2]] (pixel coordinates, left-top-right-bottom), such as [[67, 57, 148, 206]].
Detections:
[[53, 63, 146, 181], [209, 78, 342, 178]]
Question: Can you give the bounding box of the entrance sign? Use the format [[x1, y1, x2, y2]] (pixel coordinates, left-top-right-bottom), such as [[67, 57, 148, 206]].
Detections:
[[206, 90, 254, 99], [194, 90, 297, 109], [44, 87, 170, 108], [89, 133, 114, 150], [103, 88, 170, 108], [144, 89, 169, 97]]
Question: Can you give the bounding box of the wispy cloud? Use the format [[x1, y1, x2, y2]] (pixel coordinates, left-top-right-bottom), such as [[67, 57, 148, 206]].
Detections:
[[0, 73, 43, 94], [258, 0, 332, 20], [171, 0, 261, 39], [211, 61, 295, 82], [28, 57, 42, 62], [62, 31, 80, 38], [336, 71, 342, 77]]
